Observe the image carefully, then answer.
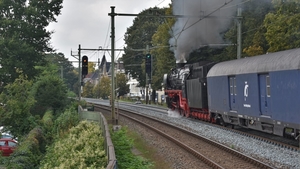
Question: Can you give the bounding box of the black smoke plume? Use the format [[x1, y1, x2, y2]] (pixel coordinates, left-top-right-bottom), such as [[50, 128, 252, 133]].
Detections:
[[170, 0, 242, 62]]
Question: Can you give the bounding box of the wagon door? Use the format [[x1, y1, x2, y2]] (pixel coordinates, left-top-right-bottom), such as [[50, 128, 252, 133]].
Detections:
[[229, 76, 237, 110], [259, 74, 272, 116]]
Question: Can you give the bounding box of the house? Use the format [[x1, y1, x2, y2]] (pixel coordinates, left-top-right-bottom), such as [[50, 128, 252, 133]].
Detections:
[[126, 76, 143, 98], [83, 55, 125, 85], [83, 55, 150, 100]]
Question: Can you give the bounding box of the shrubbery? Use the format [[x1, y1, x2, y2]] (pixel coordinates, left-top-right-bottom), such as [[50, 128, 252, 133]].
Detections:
[[40, 121, 107, 168], [111, 127, 152, 169]]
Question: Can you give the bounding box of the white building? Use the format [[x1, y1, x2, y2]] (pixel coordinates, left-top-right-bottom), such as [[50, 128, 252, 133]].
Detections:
[[126, 76, 143, 98]]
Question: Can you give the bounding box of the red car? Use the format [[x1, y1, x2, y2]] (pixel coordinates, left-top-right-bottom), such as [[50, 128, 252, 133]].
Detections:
[[0, 138, 17, 156]]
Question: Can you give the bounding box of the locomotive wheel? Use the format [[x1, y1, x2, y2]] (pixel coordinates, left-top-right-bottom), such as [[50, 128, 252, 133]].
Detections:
[[220, 118, 227, 127], [217, 116, 227, 127]]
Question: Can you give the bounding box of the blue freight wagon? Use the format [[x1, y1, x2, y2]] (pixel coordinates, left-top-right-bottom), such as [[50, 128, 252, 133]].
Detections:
[[207, 48, 300, 138]]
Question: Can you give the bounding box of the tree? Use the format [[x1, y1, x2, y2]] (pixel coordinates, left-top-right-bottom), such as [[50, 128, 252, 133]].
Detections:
[[0, 0, 63, 91], [151, 5, 176, 90], [123, 7, 167, 87], [214, 0, 274, 60], [45, 53, 78, 93], [92, 69, 121, 99], [93, 81, 101, 99], [31, 64, 69, 117], [99, 76, 111, 99], [116, 73, 130, 97], [241, 0, 274, 56], [264, 0, 300, 52], [88, 61, 96, 73], [0, 73, 37, 138], [82, 81, 94, 98]]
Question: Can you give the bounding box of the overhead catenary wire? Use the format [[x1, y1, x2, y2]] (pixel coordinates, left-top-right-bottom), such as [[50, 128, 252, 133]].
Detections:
[[173, 0, 234, 39], [103, 0, 171, 61]]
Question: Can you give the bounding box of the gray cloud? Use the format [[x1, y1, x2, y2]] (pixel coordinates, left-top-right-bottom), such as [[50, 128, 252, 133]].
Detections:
[[47, 0, 171, 66]]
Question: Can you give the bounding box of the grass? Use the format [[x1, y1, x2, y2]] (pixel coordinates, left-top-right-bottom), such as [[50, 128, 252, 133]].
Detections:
[[102, 102, 170, 169], [126, 128, 171, 169]]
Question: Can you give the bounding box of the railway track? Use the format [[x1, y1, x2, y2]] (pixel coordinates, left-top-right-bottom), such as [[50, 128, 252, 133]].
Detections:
[[117, 101, 300, 151], [94, 103, 276, 169]]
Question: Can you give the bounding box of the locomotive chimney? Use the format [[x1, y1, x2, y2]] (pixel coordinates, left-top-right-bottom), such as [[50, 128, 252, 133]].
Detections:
[[176, 63, 185, 68], [176, 58, 187, 68]]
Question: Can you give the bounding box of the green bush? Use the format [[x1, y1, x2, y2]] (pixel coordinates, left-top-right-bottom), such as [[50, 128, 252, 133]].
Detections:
[[53, 107, 79, 137], [111, 127, 153, 169], [40, 121, 107, 169], [5, 127, 46, 169], [67, 90, 77, 98]]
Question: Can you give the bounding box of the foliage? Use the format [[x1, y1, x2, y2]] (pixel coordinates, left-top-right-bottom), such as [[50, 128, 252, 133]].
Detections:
[[41, 110, 55, 145], [5, 127, 46, 169], [0, 73, 37, 138], [31, 64, 69, 117], [264, 0, 300, 52], [45, 53, 78, 93], [93, 73, 129, 98], [123, 7, 168, 87], [88, 61, 96, 73], [93, 80, 101, 99], [151, 5, 176, 90], [116, 73, 130, 97], [71, 99, 88, 110], [213, 0, 274, 60], [243, 45, 264, 56], [0, 102, 79, 169], [111, 127, 152, 169], [0, 0, 63, 90], [82, 81, 94, 98], [98, 76, 111, 99], [52, 107, 80, 138], [241, 0, 274, 56], [72, 68, 81, 96], [40, 121, 107, 169], [67, 90, 77, 98]]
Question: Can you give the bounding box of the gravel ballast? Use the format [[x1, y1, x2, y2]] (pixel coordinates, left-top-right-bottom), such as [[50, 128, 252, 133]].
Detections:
[[122, 105, 300, 169]]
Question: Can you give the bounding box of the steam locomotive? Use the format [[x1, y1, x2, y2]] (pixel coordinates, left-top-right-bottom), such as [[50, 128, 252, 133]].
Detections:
[[163, 48, 300, 139]]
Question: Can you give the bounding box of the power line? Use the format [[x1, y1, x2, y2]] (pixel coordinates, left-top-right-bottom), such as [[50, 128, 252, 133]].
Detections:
[[103, 19, 111, 56], [174, 0, 234, 38]]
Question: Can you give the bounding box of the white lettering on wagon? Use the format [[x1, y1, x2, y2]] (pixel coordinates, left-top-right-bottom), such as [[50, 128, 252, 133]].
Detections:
[[243, 104, 251, 108], [243, 81, 251, 108], [244, 81, 249, 101]]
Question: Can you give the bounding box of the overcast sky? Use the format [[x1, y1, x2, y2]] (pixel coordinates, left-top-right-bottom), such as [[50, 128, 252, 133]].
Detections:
[[47, 0, 172, 67]]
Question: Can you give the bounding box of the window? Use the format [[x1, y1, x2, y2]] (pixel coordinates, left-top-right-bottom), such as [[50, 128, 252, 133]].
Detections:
[[266, 75, 271, 97], [230, 78, 233, 95], [0, 141, 6, 146], [229, 77, 237, 95], [8, 141, 16, 147], [233, 77, 237, 95]]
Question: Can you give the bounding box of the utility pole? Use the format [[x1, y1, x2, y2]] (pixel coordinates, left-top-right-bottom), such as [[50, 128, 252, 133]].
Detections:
[[78, 45, 82, 101], [147, 45, 151, 105], [145, 45, 149, 104], [109, 6, 116, 124], [237, 7, 242, 59], [145, 74, 149, 104]]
